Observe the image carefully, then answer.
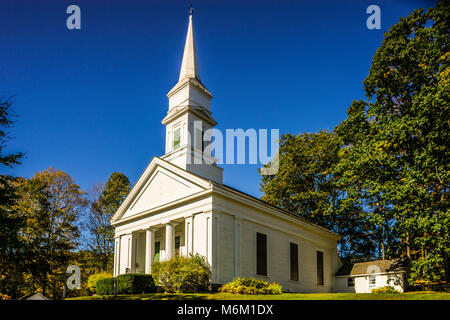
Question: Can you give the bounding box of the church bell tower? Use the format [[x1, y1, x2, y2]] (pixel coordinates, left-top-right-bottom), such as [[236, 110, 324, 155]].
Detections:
[[161, 10, 223, 184]]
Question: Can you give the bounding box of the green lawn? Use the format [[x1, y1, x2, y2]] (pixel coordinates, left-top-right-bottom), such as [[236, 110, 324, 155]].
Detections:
[[67, 291, 450, 300]]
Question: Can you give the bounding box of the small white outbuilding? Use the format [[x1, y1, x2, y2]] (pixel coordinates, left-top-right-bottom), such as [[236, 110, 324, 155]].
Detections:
[[334, 259, 406, 293]]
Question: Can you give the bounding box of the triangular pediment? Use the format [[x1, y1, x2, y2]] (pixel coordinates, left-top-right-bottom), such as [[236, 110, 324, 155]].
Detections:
[[111, 157, 211, 223]]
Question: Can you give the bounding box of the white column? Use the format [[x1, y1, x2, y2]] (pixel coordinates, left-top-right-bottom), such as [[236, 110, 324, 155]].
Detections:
[[128, 233, 136, 273], [127, 235, 131, 272], [205, 211, 218, 283], [184, 216, 193, 256], [213, 213, 218, 281], [145, 228, 155, 274], [165, 223, 175, 260]]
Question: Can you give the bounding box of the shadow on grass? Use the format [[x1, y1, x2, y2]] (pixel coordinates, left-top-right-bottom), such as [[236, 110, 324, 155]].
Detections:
[[68, 291, 450, 301], [80, 293, 212, 301]]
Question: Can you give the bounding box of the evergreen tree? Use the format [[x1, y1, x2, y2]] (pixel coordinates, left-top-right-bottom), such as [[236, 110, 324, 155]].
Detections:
[[0, 98, 25, 298]]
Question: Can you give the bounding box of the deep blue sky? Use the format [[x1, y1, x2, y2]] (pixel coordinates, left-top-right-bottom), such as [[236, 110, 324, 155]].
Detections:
[[1, 0, 435, 198]]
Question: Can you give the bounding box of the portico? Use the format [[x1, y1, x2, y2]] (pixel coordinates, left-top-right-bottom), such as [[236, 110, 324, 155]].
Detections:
[[114, 216, 204, 276]]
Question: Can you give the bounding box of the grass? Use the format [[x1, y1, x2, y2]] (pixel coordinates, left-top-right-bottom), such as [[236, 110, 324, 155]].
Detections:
[[67, 291, 450, 300]]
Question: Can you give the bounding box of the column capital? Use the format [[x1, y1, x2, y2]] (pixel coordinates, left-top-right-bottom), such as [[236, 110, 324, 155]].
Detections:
[[165, 222, 175, 261], [163, 220, 179, 227], [183, 214, 194, 220]]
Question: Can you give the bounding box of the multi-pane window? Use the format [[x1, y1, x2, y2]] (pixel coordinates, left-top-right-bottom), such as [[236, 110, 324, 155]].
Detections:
[[369, 275, 376, 286], [173, 128, 181, 149], [317, 251, 324, 285], [347, 277, 355, 287], [290, 243, 299, 281], [256, 233, 267, 276]]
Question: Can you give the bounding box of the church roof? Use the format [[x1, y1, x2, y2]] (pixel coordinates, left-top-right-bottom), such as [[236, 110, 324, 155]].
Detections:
[[111, 156, 340, 240], [213, 182, 340, 239], [156, 157, 341, 240]]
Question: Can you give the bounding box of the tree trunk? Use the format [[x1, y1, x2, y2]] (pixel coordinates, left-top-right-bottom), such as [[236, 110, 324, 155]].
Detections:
[[406, 233, 411, 258], [42, 279, 46, 296]]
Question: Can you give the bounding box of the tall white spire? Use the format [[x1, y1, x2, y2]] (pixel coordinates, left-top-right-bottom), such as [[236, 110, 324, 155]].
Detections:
[[167, 7, 212, 112], [179, 12, 200, 81], [162, 8, 222, 184]]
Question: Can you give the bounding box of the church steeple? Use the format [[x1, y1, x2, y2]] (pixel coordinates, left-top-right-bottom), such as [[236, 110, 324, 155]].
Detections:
[[161, 9, 223, 184], [179, 11, 200, 82], [166, 9, 212, 112]]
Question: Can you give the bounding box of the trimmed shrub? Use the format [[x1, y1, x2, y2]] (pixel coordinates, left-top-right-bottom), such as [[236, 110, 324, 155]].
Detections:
[[219, 277, 282, 295], [1, 293, 11, 300], [95, 274, 156, 295], [116, 274, 156, 294], [88, 272, 113, 293], [152, 254, 211, 293], [96, 278, 115, 295], [371, 286, 399, 294]]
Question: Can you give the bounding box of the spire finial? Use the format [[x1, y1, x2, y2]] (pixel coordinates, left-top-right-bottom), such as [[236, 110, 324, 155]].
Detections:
[[189, 2, 194, 16]]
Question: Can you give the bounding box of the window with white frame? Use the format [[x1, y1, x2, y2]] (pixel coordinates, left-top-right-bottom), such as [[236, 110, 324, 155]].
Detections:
[[173, 127, 181, 149], [369, 275, 376, 286]]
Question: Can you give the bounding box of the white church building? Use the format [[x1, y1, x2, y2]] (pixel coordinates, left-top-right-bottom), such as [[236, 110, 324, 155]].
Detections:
[[111, 12, 343, 293]]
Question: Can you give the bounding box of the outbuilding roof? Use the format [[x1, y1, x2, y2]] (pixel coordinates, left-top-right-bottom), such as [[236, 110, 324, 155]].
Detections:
[[335, 259, 406, 277]]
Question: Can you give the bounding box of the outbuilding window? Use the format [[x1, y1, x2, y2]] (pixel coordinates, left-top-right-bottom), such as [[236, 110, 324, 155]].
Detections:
[[347, 277, 355, 287], [369, 275, 376, 286]]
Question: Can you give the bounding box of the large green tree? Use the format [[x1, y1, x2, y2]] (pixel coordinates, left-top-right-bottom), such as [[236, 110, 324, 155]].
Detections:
[[335, 0, 449, 284], [85, 172, 130, 271], [260, 130, 375, 261], [13, 168, 87, 298]]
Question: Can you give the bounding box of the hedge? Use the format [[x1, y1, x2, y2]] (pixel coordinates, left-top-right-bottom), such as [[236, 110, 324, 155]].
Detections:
[[87, 272, 113, 293], [95, 274, 156, 295], [116, 274, 156, 294], [96, 278, 115, 295]]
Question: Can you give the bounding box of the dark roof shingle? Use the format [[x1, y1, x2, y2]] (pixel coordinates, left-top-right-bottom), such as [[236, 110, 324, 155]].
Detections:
[[335, 259, 406, 276]]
